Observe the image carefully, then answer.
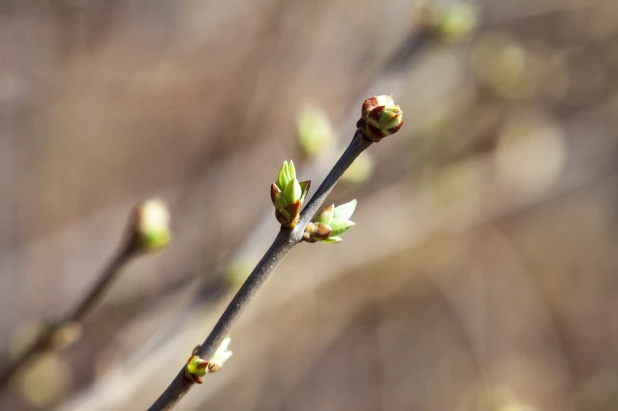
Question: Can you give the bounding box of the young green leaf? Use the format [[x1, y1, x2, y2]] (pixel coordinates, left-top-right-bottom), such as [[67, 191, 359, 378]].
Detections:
[[283, 178, 302, 205], [333, 199, 357, 221], [329, 219, 356, 237], [277, 161, 291, 190]]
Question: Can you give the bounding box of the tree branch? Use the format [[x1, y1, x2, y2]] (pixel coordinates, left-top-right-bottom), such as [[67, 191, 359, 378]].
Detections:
[[0, 199, 170, 394], [147, 130, 372, 411], [0, 244, 135, 391]]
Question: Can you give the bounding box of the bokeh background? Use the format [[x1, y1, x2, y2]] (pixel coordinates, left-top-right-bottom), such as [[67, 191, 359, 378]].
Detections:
[[1, 0, 618, 410]]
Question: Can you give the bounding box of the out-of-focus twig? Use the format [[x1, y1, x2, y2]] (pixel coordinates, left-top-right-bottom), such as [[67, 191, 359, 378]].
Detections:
[[0, 247, 133, 391], [0, 200, 171, 393]]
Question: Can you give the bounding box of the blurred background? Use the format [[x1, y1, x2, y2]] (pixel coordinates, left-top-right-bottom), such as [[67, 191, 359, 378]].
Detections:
[[1, 0, 618, 410]]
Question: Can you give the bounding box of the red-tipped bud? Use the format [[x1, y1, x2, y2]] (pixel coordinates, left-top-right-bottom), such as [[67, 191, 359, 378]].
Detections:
[[357, 95, 403, 142], [184, 355, 209, 384]]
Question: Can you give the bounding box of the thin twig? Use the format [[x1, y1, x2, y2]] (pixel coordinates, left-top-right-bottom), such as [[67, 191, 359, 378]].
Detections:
[[147, 130, 372, 411], [69, 245, 136, 323], [0, 241, 136, 391]]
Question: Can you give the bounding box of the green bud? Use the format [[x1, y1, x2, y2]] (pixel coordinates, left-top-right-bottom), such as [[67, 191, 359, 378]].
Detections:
[[297, 104, 335, 157], [306, 200, 358, 244], [225, 259, 258, 287], [379, 106, 403, 130], [184, 355, 209, 384], [418, 1, 478, 44], [357, 95, 403, 142], [303, 222, 333, 242], [277, 161, 294, 191], [183, 337, 232, 383], [283, 178, 302, 205], [130, 199, 171, 253], [341, 153, 374, 186], [272, 160, 309, 228]]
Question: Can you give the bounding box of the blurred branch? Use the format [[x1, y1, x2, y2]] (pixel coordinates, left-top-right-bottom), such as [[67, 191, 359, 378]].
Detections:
[[148, 130, 373, 411], [0, 248, 133, 391], [0, 200, 171, 394]]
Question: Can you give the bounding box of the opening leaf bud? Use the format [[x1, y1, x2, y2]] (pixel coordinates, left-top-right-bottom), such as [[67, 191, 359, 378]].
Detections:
[[305, 200, 358, 244], [271, 161, 310, 228], [357, 95, 403, 142]]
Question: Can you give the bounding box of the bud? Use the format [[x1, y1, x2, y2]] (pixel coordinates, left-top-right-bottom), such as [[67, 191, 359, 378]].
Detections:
[[184, 355, 209, 384], [129, 199, 171, 253], [357, 95, 403, 142], [271, 161, 310, 228], [302, 222, 333, 243], [276, 161, 293, 192], [184, 337, 233, 382], [275, 201, 301, 226], [313, 204, 334, 224], [416, 1, 478, 44], [48, 322, 83, 350], [341, 152, 374, 186], [270, 183, 287, 209], [283, 178, 302, 205], [304, 200, 358, 244], [296, 104, 335, 157]]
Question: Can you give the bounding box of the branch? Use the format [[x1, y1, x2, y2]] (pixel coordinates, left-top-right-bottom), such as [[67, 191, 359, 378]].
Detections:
[[147, 130, 373, 411], [0, 200, 171, 393]]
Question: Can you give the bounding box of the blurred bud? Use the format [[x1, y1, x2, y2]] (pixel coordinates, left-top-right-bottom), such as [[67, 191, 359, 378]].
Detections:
[[48, 322, 83, 350], [16, 352, 72, 408], [304, 200, 357, 244], [416, 1, 479, 43], [129, 199, 171, 253], [271, 161, 310, 228], [297, 104, 335, 157], [357, 95, 403, 142], [225, 258, 258, 287], [341, 152, 374, 185]]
